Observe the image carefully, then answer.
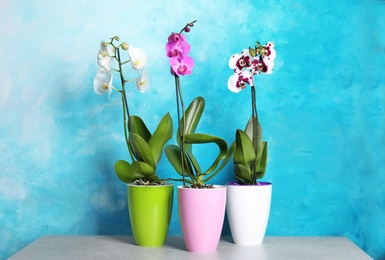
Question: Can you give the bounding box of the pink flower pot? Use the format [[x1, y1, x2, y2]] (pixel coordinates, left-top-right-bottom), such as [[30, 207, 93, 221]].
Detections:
[[177, 185, 227, 252]]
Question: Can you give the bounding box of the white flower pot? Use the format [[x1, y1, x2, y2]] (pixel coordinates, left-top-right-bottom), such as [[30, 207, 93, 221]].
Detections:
[[226, 182, 272, 245]]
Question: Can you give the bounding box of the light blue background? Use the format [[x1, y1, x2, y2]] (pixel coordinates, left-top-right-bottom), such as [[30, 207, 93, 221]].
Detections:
[[1, 0, 384, 259]]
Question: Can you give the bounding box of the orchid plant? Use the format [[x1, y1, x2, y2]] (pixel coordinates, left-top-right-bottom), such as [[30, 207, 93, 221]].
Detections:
[[228, 41, 276, 185], [93, 36, 173, 185], [164, 21, 232, 188]]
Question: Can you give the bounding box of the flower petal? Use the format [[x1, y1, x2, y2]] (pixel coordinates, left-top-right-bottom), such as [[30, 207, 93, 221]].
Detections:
[[228, 53, 240, 69], [93, 69, 113, 96], [165, 39, 190, 58], [100, 41, 115, 56], [169, 56, 194, 76], [97, 42, 114, 70], [136, 69, 150, 93], [265, 42, 276, 60], [128, 46, 148, 70], [227, 70, 254, 93], [227, 74, 242, 93], [262, 56, 275, 74]]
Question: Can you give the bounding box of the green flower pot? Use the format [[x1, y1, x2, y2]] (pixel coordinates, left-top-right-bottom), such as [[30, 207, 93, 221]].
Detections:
[[127, 183, 174, 247]]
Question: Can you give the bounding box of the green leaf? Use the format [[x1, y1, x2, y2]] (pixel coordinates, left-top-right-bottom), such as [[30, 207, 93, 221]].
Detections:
[[184, 149, 202, 174], [255, 141, 268, 179], [129, 116, 151, 142], [164, 145, 193, 177], [233, 129, 256, 167], [203, 141, 234, 183], [148, 113, 173, 165], [129, 133, 156, 170], [147, 174, 160, 183], [114, 160, 145, 183], [234, 163, 252, 183], [132, 161, 155, 177], [245, 116, 264, 159], [167, 96, 232, 185], [184, 133, 228, 176], [234, 175, 247, 185], [177, 96, 205, 147]]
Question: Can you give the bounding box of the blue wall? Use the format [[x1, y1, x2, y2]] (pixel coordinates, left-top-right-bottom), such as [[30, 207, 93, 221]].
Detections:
[[1, 0, 384, 259]]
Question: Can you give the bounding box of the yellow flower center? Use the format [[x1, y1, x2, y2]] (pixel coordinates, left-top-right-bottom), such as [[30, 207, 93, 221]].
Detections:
[[102, 83, 109, 90], [134, 60, 142, 67]]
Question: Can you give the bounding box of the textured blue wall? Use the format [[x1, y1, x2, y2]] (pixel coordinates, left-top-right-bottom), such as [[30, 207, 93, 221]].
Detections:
[[1, 0, 384, 259]]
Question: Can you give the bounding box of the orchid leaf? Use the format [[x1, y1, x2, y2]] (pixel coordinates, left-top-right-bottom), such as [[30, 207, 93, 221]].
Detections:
[[255, 141, 268, 179], [245, 116, 264, 159], [203, 141, 234, 183], [148, 113, 173, 165], [234, 175, 247, 185], [234, 163, 252, 183], [184, 133, 228, 176], [177, 96, 204, 149], [114, 160, 145, 183], [129, 116, 151, 142], [184, 149, 202, 174], [164, 145, 194, 177], [132, 161, 155, 177], [167, 96, 231, 186], [146, 174, 160, 183], [129, 133, 156, 170], [233, 129, 256, 167]]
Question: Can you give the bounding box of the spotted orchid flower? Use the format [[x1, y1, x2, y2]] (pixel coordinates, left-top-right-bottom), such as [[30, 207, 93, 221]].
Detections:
[[228, 41, 276, 93], [259, 42, 276, 74], [128, 45, 148, 70], [227, 70, 253, 93], [93, 69, 113, 96], [264, 42, 276, 60], [229, 49, 252, 73]]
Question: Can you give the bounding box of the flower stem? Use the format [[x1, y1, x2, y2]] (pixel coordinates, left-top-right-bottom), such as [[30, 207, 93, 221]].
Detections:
[[116, 46, 133, 160], [251, 85, 258, 185], [179, 20, 198, 34], [175, 75, 186, 187]]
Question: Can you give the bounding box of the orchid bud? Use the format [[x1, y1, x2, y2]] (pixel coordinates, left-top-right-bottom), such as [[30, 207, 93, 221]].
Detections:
[[121, 42, 129, 50], [114, 36, 120, 41]]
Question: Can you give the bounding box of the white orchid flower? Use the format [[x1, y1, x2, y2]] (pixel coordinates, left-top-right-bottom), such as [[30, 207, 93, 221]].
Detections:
[[136, 69, 150, 93], [93, 69, 113, 96], [128, 45, 148, 70], [97, 41, 115, 70]]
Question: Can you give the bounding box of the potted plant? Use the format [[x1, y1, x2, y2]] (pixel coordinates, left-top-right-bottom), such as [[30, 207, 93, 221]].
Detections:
[[163, 21, 233, 253], [226, 41, 276, 245], [93, 36, 174, 247]]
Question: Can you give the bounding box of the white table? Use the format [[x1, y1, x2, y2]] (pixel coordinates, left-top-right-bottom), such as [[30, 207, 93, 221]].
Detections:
[[9, 236, 372, 260]]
